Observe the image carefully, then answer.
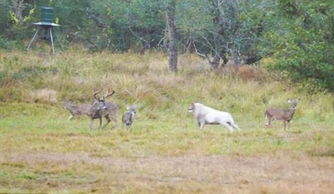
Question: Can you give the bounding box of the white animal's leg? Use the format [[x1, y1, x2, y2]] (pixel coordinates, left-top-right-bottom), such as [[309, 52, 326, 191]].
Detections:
[[231, 122, 240, 130], [199, 121, 205, 129], [221, 122, 234, 132]]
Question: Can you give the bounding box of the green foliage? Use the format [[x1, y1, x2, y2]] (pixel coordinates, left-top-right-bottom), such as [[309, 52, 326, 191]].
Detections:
[[0, 37, 19, 49], [0, 0, 333, 91], [264, 0, 334, 91]]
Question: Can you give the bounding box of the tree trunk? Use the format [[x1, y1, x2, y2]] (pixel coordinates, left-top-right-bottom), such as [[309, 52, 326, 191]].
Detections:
[[12, 0, 24, 23], [210, 53, 221, 69], [166, 0, 177, 73]]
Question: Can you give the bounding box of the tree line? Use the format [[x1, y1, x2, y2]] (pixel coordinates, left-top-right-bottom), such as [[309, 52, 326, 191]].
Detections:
[[0, 0, 333, 91]]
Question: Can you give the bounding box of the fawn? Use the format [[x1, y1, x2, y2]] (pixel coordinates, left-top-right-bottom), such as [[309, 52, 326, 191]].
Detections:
[[122, 105, 137, 129]]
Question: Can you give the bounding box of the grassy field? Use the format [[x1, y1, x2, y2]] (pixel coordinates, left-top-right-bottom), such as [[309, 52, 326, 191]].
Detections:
[[0, 50, 333, 193]]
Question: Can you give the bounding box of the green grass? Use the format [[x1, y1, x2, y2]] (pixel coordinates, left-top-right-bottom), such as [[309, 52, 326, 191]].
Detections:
[[0, 50, 333, 193]]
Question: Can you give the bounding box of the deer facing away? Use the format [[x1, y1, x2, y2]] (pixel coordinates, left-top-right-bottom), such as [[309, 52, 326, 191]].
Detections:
[[265, 99, 300, 130], [89, 90, 118, 129], [122, 105, 137, 129], [64, 101, 91, 120]]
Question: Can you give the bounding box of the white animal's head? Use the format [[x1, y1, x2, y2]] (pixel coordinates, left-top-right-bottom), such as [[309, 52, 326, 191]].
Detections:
[[188, 103, 202, 113], [188, 103, 195, 113]]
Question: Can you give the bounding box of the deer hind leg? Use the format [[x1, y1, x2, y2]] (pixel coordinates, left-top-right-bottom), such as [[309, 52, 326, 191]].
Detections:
[[101, 116, 110, 129], [89, 118, 95, 130], [111, 116, 118, 129]]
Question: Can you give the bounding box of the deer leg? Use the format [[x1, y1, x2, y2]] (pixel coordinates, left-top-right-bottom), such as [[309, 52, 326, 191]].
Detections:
[[265, 116, 272, 128], [283, 121, 287, 131], [89, 119, 95, 130], [99, 117, 103, 129], [269, 118, 273, 127], [111, 116, 118, 129], [101, 116, 110, 129]]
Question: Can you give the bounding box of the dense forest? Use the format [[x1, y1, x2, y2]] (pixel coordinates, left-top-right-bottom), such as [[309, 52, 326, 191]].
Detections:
[[0, 0, 333, 91]]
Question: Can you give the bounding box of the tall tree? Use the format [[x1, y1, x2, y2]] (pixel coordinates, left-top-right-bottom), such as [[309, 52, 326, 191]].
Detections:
[[177, 0, 265, 68], [166, 0, 178, 72], [264, 0, 334, 91]]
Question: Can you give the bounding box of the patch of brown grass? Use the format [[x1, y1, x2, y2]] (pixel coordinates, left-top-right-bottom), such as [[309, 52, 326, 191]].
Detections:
[[0, 152, 333, 193], [28, 89, 58, 104]]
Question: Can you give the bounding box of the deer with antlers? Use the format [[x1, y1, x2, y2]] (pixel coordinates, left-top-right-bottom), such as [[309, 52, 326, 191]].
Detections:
[[89, 89, 118, 129]]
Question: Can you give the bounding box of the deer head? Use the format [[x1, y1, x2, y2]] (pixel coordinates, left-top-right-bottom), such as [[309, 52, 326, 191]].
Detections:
[[90, 89, 115, 116]]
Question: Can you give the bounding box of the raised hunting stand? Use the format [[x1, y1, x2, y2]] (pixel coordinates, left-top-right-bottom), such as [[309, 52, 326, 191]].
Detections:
[[27, 7, 60, 54]]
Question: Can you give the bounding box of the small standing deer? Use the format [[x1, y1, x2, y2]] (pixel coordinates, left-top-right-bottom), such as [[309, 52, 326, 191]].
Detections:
[[122, 105, 137, 129], [89, 89, 118, 129], [64, 101, 91, 120], [265, 99, 300, 130]]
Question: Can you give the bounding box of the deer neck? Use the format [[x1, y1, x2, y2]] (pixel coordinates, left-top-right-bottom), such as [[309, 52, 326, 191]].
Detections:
[[287, 106, 297, 118]]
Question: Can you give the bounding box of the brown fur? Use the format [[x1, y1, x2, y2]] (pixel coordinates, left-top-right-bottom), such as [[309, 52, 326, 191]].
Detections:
[[265, 99, 299, 130]]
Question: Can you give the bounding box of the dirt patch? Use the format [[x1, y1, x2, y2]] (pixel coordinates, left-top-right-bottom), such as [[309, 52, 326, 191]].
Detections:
[[0, 152, 333, 193]]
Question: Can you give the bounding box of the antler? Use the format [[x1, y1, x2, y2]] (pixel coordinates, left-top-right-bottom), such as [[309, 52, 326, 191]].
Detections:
[[93, 90, 101, 100], [103, 89, 115, 99]]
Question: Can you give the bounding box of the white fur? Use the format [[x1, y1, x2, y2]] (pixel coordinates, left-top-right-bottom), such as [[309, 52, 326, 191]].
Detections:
[[189, 103, 240, 132]]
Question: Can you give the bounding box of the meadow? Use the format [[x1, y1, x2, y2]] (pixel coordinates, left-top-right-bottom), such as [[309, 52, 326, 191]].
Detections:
[[0, 50, 333, 193]]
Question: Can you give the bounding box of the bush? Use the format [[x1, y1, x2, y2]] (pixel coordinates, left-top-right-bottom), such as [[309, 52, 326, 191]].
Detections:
[[0, 36, 18, 50]]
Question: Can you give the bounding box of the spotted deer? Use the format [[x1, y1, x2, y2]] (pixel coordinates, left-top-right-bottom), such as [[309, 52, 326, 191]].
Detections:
[[265, 99, 300, 130]]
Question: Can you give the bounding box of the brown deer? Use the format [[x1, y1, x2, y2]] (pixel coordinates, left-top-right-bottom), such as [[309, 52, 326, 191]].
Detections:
[[265, 99, 300, 130], [89, 89, 118, 129]]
